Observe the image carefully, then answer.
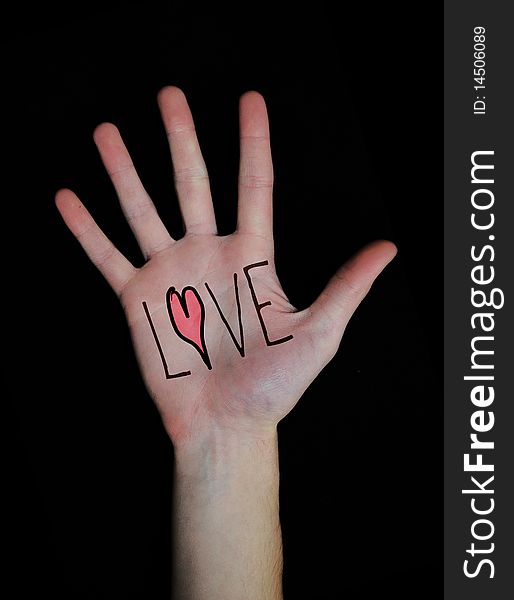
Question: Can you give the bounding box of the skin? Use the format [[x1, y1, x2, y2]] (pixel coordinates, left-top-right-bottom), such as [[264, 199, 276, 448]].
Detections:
[[56, 87, 397, 600]]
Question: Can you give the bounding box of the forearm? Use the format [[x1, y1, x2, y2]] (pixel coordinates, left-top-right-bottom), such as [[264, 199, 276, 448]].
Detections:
[[171, 425, 283, 600]]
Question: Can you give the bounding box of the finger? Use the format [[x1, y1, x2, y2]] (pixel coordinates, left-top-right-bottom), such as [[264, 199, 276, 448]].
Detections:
[[93, 123, 174, 258], [55, 189, 137, 295], [237, 91, 274, 240], [157, 86, 216, 235], [309, 240, 397, 340]]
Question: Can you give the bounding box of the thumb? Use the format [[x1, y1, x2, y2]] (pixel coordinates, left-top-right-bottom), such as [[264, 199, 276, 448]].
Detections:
[[309, 239, 397, 341]]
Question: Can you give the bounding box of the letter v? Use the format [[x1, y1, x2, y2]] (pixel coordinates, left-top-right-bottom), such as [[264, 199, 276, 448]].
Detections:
[[204, 274, 245, 357]]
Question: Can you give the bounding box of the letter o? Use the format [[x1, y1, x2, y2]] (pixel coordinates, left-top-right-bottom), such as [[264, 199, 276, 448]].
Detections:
[[471, 189, 495, 210], [471, 518, 494, 540]]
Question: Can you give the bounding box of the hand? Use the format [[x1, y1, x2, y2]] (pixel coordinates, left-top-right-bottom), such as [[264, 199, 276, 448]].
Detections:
[[56, 87, 396, 447]]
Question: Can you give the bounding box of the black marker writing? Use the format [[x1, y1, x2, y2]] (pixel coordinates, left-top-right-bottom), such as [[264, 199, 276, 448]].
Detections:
[[142, 301, 191, 379], [205, 273, 245, 357], [166, 286, 212, 370], [243, 260, 294, 347]]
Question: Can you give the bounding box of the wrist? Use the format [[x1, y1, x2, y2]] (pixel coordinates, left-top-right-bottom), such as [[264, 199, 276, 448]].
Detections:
[[173, 423, 279, 485], [171, 421, 283, 600]]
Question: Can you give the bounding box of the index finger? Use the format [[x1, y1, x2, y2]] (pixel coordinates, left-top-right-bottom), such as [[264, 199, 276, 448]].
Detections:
[[237, 91, 274, 241]]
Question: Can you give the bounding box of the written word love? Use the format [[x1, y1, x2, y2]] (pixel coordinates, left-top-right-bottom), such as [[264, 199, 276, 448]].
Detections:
[[142, 261, 294, 379]]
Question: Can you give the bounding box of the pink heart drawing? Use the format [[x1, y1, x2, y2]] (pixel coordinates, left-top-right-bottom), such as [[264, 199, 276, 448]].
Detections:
[[166, 286, 212, 370]]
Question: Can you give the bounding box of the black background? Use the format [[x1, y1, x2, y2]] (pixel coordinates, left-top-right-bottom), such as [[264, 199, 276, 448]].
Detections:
[[9, 2, 440, 598]]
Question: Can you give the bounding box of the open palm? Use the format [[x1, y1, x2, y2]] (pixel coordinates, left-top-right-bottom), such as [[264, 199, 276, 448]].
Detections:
[[56, 87, 396, 444]]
